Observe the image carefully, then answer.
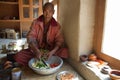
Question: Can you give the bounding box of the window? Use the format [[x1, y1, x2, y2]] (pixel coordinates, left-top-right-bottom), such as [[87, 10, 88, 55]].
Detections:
[[94, 0, 120, 69], [102, 0, 120, 60]]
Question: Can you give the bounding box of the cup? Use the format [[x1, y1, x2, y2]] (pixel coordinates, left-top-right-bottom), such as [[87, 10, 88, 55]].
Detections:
[[12, 67, 22, 80]]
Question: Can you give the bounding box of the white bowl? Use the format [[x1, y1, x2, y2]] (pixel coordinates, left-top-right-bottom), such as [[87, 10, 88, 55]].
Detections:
[[56, 71, 79, 80], [28, 56, 63, 75]]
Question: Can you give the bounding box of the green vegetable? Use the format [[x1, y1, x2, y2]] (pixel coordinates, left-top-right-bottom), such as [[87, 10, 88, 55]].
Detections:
[[40, 49, 49, 60], [33, 58, 50, 69], [39, 49, 49, 53]]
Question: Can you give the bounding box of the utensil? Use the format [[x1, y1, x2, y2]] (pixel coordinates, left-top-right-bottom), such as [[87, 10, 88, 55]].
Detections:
[[109, 69, 120, 80], [41, 59, 49, 67]]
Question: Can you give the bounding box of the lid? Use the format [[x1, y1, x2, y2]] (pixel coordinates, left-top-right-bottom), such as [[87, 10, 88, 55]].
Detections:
[[12, 68, 21, 72]]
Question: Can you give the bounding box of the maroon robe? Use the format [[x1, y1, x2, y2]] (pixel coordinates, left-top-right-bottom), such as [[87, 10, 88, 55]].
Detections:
[[14, 15, 68, 66]]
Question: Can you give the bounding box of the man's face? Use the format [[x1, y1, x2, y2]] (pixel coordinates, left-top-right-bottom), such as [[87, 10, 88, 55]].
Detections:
[[43, 6, 54, 22]]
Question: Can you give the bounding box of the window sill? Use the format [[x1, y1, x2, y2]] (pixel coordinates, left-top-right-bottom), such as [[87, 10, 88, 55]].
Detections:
[[82, 61, 110, 80], [68, 59, 111, 80]]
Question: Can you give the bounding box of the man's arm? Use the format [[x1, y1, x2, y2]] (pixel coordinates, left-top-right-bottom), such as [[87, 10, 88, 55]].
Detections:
[[27, 21, 42, 59]]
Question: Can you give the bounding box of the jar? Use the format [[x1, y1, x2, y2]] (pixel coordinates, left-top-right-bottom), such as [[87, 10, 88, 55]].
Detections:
[[11, 68, 22, 80], [2, 44, 7, 53], [88, 53, 97, 61]]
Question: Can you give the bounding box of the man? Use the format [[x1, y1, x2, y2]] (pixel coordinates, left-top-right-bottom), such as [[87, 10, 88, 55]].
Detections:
[[14, 2, 68, 66]]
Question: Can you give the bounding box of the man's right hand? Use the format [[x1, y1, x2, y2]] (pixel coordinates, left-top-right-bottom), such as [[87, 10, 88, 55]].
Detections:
[[35, 49, 43, 59]]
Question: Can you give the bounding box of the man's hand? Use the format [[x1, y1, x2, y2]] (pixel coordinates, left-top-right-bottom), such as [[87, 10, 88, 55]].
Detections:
[[41, 50, 54, 60], [46, 50, 55, 60], [46, 46, 59, 60], [35, 50, 43, 59]]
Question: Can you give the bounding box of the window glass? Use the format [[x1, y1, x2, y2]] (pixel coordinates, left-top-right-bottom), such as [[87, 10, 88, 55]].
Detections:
[[33, 8, 39, 18], [23, 7, 30, 18], [33, 0, 39, 5], [22, 0, 29, 5], [102, 0, 120, 60]]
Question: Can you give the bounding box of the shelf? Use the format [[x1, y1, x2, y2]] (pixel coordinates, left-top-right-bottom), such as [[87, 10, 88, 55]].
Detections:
[[0, 1, 18, 5], [0, 38, 26, 41], [22, 5, 40, 8], [0, 0, 43, 39], [22, 5, 30, 7], [21, 20, 33, 22], [0, 20, 20, 22], [33, 6, 40, 8]]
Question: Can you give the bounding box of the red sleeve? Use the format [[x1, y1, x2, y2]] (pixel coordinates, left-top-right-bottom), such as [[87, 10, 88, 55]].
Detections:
[[54, 24, 64, 47], [27, 20, 39, 50], [27, 21, 37, 39]]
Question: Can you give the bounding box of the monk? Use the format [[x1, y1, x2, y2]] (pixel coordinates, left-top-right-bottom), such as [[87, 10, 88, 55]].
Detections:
[[13, 2, 68, 66]]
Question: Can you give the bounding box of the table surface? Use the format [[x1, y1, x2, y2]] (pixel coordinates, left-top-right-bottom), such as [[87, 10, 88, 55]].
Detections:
[[21, 61, 85, 80]]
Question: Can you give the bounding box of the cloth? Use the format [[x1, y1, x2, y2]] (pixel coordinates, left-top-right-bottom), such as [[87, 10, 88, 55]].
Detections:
[[14, 15, 68, 66]]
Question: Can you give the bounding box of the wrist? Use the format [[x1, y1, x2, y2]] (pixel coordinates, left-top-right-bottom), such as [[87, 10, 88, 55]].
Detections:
[[36, 49, 40, 54], [52, 46, 59, 54]]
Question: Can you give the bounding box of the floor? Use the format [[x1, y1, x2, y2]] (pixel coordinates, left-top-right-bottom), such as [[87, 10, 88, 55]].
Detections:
[[0, 54, 112, 80], [0, 38, 85, 80], [21, 61, 85, 80]]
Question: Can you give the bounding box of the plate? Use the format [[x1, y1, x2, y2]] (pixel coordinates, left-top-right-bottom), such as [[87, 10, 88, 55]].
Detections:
[[56, 71, 78, 80]]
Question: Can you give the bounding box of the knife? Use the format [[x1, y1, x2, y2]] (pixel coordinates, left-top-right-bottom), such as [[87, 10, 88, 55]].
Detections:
[[41, 59, 49, 68]]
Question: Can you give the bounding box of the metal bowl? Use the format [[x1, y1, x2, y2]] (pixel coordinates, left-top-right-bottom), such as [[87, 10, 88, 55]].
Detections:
[[28, 56, 63, 75]]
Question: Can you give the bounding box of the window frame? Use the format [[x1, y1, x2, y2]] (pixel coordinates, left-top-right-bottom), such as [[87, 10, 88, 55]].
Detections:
[[93, 0, 120, 69]]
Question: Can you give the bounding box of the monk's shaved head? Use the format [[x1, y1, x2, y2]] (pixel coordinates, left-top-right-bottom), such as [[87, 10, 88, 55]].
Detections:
[[43, 2, 54, 12]]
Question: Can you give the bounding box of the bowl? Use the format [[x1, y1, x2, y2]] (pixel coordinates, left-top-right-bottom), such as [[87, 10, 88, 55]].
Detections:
[[56, 71, 79, 80], [80, 55, 88, 62], [28, 56, 63, 75], [109, 70, 120, 80]]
